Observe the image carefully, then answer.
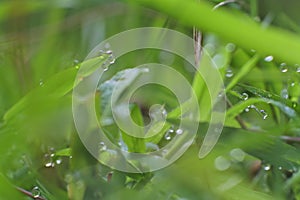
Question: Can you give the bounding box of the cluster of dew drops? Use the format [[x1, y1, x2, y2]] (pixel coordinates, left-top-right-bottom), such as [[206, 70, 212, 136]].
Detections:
[[98, 107, 185, 154], [226, 53, 300, 120], [241, 92, 268, 120], [73, 43, 115, 72], [43, 147, 66, 168]]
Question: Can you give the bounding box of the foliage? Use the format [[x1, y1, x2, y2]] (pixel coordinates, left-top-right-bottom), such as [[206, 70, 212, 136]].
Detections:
[[1, 0, 300, 199]]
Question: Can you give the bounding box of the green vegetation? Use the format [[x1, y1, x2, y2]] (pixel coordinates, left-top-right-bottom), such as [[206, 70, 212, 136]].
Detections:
[[1, 0, 300, 199]]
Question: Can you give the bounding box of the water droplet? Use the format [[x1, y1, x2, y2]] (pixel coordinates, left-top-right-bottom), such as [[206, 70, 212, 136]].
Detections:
[[164, 130, 173, 140], [290, 82, 296, 87], [244, 106, 250, 112], [264, 55, 273, 62], [44, 147, 56, 168], [44, 154, 54, 168], [278, 166, 283, 170], [108, 54, 115, 65], [73, 59, 80, 67], [226, 68, 233, 78], [55, 158, 62, 165], [175, 128, 183, 135], [225, 43, 236, 53], [260, 110, 268, 120], [215, 156, 231, 171], [230, 148, 245, 162], [263, 164, 271, 171], [296, 66, 300, 73], [102, 64, 109, 71], [292, 102, 298, 108], [99, 142, 107, 151], [280, 63, 288, 73], [241, 92, 249, 100], [31, 186, 41, 198], [149, 104, 167, 121], [39, 79, 44, 87], [281, 88, 289, 99]]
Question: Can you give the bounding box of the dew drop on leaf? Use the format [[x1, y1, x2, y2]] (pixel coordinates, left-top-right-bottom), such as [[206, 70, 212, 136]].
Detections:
[[263, 164, 271, 171], [264, 55, 273, 62], [56, 158, 62, 165], [280, 63, 288, 73], [73, 59, 80, 67], [175, 128, 183, 135], [281, 88, 289, 99], [241, 92, 248, 100], [164, 130, 173, 140], [244, 106, 250, 112], [39, 79, 44, 87], [225, 43, 236, 53], [260, 110, 268, 120], [99, 142, 107, 151], [226, 68, 233, 78], [31, 186, 41, 198]]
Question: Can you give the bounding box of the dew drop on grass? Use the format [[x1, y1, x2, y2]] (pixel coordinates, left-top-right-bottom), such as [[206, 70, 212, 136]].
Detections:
[[241, 92, 248, 100], [296, 66, 300, 73], [226, 68, 233, 78], [281, 88, 289, 99], [31, 186, 41, 198], [73, 59, 80, 69], [260, 110, 268, 120], [44, 147, 56, 168], [164, 129, 174, 140], [264, 55, 273, 62], [263, 164, 271, 171], [39, 79, 44, 87], [44, 154, 54, 168], [175, 128, 183, 135], [56, 158, 62, 165], [280, 63, 288, 73], [225, 43, 236, 53], [99, 142, 107, 151], [292, 102, 298, 108], [98, 49, 116, 71], [149, 104, 167, 121], [244, 106, 250, 112], [290, 82, 296, 87]]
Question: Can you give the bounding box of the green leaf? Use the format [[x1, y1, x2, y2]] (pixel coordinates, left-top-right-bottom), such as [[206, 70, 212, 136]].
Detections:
[[120, 104, 146, 153], [55, 148, 71, 157], [2, 55, 109, 125], [225, 54, 260, 92], [135, 0, 300, 64]]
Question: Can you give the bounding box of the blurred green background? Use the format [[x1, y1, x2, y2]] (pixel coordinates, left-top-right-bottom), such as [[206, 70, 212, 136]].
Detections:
[[1, 0, 300, 199]]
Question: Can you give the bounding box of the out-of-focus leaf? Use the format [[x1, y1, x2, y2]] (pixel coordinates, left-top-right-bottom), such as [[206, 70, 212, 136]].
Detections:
[[0, 174, 23, 199], [2, 55, 109, 126], [135, 0, 300, 64]]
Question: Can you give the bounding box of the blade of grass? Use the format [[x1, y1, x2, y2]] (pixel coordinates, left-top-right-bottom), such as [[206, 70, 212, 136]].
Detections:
[[135, 0, 300, 64]]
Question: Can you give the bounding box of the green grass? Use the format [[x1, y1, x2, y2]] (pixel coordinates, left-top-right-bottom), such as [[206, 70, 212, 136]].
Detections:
[[1, 0, 300, 199]]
